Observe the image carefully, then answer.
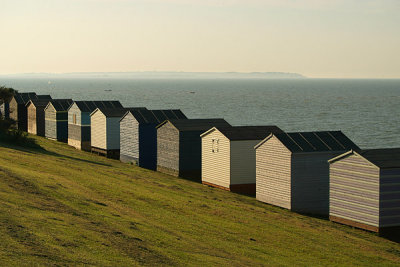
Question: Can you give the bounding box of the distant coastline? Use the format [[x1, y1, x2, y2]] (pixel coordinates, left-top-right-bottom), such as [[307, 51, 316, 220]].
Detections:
[[0, 71, 306, 79]]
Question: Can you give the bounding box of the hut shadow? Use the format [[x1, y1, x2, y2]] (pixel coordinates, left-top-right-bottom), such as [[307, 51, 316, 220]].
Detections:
[[0, 141, 112, 167], [38, 149, 113, 167], [380, 229, 400, 243]]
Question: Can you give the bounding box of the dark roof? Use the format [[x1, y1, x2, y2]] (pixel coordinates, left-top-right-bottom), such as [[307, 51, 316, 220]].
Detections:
[[274, 131, 360, 153], [26, 99, 53, 108], [216, 126, 284, 141], [13, 93, 52, 104], [97, 107, 147, 117], [73, 101, 123, 112], [159, 119, 231, 131], [124, 109, 187, 124], [49, 99, 73, 111], [360, 148, 400, 169]]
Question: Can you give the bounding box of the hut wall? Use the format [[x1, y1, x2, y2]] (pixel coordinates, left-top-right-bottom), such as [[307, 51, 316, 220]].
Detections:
[[9, 98, 18, 123], [138, 124, 158, 170], [35, 107, 46, 137], [330, 154, 380, 227], [68, 104, 83, 149], [0, 102, 8, 118], [27, 105, 37, 135], [45, 105, 58, 140], [9, 98, 27, 130], [256, 135, 292, 209], [91, 111, 107, 150], [157, 123, 180, 175], [380, 168, 400, 228], [106, 117, 121, 150], [201, 130, 231, 188], [230, 140, 260, 185], [55, 112, 69, 142], [291, 151, 341, 216], [120, 113, 139, 163], [179, 131, 203, 179]]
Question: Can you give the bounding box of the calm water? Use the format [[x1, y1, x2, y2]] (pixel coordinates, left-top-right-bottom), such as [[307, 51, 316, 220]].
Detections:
[[1, 77, 399, 149]]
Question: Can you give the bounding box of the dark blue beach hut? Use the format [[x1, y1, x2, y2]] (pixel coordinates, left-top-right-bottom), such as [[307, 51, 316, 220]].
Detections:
[[44, 99, 73, 142]]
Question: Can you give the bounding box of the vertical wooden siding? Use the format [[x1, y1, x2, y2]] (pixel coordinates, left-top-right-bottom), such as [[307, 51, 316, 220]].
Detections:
[[291, 152, 340, 215], [380, 168, 400, 227], [9, 98, 18, 124], [138, 124, 158, 170], [120, 113, 139, 161], [106, 117, 121, 150], [230, 140, 260, 185], [157, 123, 180, 172], [201, 130, 230, 188], [330, 154, 380, 227], [27, 105, 37, 135], [256, 136, 292, 209], [91, 111, 107, 149]]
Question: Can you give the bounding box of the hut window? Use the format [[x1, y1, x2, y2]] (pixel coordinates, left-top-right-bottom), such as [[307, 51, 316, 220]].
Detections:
[[73, 114, 77, 124], [212, 139, 219, 153]]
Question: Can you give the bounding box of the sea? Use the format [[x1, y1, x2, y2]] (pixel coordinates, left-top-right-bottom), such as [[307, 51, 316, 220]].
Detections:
[[1, 77, 399, 149]]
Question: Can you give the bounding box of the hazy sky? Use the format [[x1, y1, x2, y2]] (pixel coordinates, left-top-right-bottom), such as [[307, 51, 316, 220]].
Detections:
[[1, 0, 399, 78]]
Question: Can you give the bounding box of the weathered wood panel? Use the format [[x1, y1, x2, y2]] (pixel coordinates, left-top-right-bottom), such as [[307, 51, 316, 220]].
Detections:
[[120, 113, 139, 162], [27, 105, 37, 135], [201, 129, 231, 188], [291, 151, 342, 216], [329, 153, 380, 227], [230, 140, 260, 185], [256, 135, 292, 209], [45, 104, 57, 140], [157, 122, 179, 174], [91, 111, 107, 150], [380, 168, 400, 227]]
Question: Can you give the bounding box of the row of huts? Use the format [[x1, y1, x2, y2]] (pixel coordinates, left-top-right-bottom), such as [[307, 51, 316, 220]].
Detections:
[[1, 92, 399, 234]]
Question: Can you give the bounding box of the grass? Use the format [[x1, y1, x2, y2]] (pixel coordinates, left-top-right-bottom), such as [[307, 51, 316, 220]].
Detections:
[[0, 135, 399, 266]]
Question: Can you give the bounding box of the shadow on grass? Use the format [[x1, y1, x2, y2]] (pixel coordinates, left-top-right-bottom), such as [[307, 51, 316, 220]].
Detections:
[[0, 141, 112, 167], [380, 230, 400, 244]]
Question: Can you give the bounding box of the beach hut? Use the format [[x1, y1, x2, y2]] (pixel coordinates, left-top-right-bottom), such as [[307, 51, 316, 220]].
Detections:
[[200, 126, 283, 195], [68, 101, 123, 151], [120, 109, 187, 169], [156, 119, 231, 180], [26, 99, 53, 136], [90, 107, 147, 159], [254, 131, 359, 216], [44, 99, 73, 142], [9, 93, 52, 131], [0, 102, 9, 119], [328, 148, 400, 233]]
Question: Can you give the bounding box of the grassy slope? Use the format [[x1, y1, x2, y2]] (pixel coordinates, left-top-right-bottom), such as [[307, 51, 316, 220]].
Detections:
[[0, 136, 399, 266]]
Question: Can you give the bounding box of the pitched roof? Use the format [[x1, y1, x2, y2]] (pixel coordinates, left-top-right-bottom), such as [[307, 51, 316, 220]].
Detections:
[[48, 99, 74, 111], [13, 93, 52, 104], [122, 109, 187, 124], [95, 107, 147, 117], [26, 99, 53, 108], [72, 101, 123, 112], [206, 126, 284, 141], [258, 131, 360, 153], [157, 119, 231, 131], [359, 148, 400, 169]]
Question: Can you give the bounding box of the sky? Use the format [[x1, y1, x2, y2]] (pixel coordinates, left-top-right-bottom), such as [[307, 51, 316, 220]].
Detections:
[[0, 0, 399, 78]]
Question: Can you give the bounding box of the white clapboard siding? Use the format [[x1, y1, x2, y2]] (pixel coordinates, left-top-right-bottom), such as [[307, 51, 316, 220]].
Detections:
[[106, 117, 121, 150], [201, 130, 230, 188], [256, 135, 292, 209], [230, 140, 260, 185], [91, 111, 107, 149], [330, 153, 380, 227]]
